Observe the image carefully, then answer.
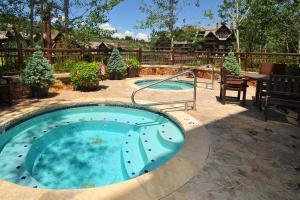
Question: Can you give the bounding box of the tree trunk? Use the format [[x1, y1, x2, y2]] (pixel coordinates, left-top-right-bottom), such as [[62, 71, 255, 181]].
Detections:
[[44, 15, 52, 63], [64, 0, 69, 47], [12, 25, 23, 70], [286, 40, 290, 53], [42, 1, 52, 63], [12, 25, 22, 49], [170, 33, 174, 64], [236, 27, 240, 53], [298, 31, 300, 53], [170, 33, 174, 52], [169, 0, 175, 63], [29, 0, 34, 47], [235, 1, 240, 53]]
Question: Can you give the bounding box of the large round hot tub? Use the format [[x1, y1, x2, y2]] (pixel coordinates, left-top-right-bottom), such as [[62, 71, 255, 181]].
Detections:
[[0, 105, 184, 189]]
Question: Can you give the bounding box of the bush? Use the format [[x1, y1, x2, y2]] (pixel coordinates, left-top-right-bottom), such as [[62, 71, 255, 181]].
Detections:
[[223, 52, 242, 75], [125, 58, 141, 69], [52, 59, 77, 73], [22, 48, 55, 88], [107, 48, 127, 76], [70, 62, 100, 90], [286, 64, 300, 76]]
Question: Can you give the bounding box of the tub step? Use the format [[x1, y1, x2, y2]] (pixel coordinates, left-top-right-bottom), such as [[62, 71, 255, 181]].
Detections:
[[139, 126, 174, 172], [121, 130, 146, 179], [157, 123, 184, 150]]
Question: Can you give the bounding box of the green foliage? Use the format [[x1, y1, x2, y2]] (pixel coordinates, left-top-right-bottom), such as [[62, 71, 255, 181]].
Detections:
[[286, 64, 300, 76], [218, 0, 250, 24], [52, 59, 77, 73], [107, 48, 127, 75], [0, 57, 19, 74], [139, 0, 200, 49], [69, 0, 124, 45], [174, 26, 204, 47], [70, 62, 100, 90], [219, 0, 300, 53], [126, 58, 141, 69], [223, 52, 241, 75], [22, 49, 55, 88], [1, 1, 123, 47]]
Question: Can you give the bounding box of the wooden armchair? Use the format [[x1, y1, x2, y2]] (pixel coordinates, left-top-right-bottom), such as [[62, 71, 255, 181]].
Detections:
[[0, 76, 12, 105], [258, 63, 286, 110], [220, 68, 248, 106], [264, 75, 300, 121]]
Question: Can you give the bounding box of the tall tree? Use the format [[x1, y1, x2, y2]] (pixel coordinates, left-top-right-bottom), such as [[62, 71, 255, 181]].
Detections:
[[238, 0, 299, 53], [0, 0, 27, 48], [1, 0, 123, 48], [62, 0, 123, 46], [218, 0, 251, 53], [138, 0, 200, 51]]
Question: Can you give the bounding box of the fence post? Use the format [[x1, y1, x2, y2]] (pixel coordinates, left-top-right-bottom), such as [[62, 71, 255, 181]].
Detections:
[[171, 49, 175, 65], [249, 53, 253, 70], [81, 46, 85, 61], [245, 52, 248, 72], [206, 50, 210, 64], [89, 47, 93, 62], [17, 45, 24, 71], [138, 48, 142, 63]]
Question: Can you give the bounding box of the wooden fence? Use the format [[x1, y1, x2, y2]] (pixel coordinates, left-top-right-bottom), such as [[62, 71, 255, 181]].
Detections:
[[1, 47, 300, 74]]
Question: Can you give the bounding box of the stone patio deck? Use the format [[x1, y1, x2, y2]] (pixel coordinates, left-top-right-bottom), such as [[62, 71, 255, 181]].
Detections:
[[0, 76, 299, 200]]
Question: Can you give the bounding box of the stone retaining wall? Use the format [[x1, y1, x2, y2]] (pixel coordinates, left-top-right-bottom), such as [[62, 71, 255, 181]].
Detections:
[[1, 75, 73, 101], [2, 67, 226, 101], [140, 65, 220, 80]]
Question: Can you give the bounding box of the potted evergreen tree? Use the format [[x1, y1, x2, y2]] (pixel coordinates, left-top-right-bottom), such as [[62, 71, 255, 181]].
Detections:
[[22, 47, 55, 98], [126, 58, 141, 77], [223, 52, 242, 76], [107, 48, 127, 80]]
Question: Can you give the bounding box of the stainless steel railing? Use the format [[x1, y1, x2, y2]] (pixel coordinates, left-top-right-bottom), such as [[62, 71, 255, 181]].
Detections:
[[131, 68, 197, 111]]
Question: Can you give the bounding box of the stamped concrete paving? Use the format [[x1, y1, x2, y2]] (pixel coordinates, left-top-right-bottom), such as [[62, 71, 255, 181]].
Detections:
[[0, 76, 300, 200]]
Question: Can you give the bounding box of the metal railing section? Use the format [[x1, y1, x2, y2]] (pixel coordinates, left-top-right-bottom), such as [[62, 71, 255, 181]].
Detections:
[[131, 68, 198, 111]]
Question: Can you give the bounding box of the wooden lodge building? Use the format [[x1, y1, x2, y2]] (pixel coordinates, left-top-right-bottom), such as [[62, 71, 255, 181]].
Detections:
[[156, 23, 235, 52]]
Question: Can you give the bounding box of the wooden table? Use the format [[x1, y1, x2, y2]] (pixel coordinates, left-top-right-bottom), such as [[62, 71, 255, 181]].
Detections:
[[244, 73, 269, 105]]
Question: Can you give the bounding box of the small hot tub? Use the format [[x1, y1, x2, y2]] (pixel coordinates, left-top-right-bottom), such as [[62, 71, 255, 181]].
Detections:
[[135, 79, 194, 90]]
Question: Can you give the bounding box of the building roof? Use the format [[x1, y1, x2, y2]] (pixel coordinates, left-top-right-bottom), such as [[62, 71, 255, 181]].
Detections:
[[173, 23, 234, 46], [86, 42, 119, 49], [202, 24, 235, 41], [196, 25, 218, 32], [99, 42, 117, 49], [0, 31, 8, 40], [196, 23, 236, 32], [43, 31, 62, 40]]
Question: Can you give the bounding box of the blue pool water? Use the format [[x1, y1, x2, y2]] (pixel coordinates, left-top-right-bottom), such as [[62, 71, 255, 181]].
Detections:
[[135, 80, 193, 90], [0, 105, 184, 189]]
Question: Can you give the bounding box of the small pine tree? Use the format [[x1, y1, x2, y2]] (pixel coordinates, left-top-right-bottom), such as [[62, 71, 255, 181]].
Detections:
[[107, 48, 127, 75], [22, 48, 55, 88], [223, 52, 242, 75]]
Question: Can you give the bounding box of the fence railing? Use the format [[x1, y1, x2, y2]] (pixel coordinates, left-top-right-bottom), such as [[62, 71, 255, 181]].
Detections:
[[1, 47, 300, 74]]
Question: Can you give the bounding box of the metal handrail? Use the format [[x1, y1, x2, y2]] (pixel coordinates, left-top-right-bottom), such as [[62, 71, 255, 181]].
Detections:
[[131, 68, 197, 111]]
